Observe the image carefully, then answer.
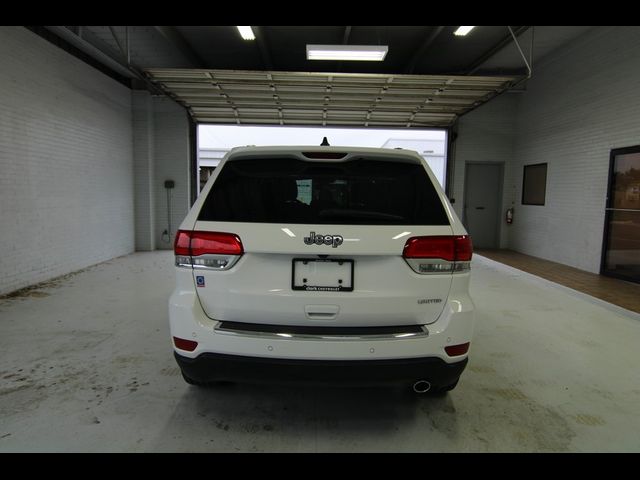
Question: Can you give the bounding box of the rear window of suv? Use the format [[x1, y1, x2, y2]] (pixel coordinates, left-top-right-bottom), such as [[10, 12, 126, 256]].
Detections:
[[198, 157, 449, 225]]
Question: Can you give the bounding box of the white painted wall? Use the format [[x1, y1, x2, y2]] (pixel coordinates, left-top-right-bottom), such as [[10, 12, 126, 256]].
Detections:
[[510, 26, 640, 273], [452, 94, 518, 248], [132, 94, 191, 251], [0, 27, 134, 295], [454, 26, 640, 272], [132, 91, 156, 251], [152, 97, 191, 250]]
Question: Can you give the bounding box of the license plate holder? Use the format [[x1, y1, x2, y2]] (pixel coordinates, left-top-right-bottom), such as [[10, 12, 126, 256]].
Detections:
[[292, 258, 354, 292]]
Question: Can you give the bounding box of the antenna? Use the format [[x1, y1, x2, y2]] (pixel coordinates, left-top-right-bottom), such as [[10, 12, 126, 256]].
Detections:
[[320, 137, 330, 146]]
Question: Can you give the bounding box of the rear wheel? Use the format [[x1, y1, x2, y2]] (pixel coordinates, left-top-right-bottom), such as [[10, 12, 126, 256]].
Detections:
[[181, 371, 235, 388], [429, 379, 459, 395], [181, 370, 209, 387]]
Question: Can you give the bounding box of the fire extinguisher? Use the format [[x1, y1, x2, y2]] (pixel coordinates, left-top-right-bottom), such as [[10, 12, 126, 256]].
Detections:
[[506, 207, 514, 225]]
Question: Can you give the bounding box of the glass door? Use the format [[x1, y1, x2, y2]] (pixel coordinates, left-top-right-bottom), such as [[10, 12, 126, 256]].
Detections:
[[601, 146, 640, 283]]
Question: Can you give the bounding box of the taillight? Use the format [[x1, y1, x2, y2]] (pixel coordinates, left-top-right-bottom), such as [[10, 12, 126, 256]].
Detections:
[[174, 230, 243, 270], [174, 231, 191, 256], [403, 235, 473, 274], [445, 342, 470, 357], [189, 232, 243, 256], [453, 236, 473, 262]]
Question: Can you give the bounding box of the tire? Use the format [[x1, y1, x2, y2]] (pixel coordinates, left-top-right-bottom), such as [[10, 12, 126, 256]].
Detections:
[[181, 371, 235, 387], [181, 370, 209, 387], [430, 379, 459, 395]]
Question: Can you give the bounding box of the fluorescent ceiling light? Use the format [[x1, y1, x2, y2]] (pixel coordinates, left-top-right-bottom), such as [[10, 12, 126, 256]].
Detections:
[[307, 44, 388, 61], [237, 26, 255, 40], [454, 26, 475, 36]]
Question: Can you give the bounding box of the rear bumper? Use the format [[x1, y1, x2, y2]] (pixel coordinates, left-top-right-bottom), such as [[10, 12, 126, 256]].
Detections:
[[175, 351, 468, 388], [169, 285, 475, 363]]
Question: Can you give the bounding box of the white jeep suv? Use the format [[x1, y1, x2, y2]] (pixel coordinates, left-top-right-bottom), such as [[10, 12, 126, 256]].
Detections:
[[169, 145, 475, 394]]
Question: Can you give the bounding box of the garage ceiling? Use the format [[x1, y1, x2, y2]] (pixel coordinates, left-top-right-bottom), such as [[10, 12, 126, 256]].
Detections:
[[145, 68, 516, 127], [41, 25, 594, 127]]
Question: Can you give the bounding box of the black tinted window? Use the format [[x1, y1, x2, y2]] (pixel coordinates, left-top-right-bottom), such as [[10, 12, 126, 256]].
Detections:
[[198, 158, 449, 225]]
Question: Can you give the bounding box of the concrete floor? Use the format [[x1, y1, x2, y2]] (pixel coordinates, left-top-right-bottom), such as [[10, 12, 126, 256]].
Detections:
[[1, 251, 639, 452]]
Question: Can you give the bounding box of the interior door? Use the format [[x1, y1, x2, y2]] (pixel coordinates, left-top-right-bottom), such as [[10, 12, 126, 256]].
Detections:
[[464, 163, 502, 249], [601, 146, 640, 283]]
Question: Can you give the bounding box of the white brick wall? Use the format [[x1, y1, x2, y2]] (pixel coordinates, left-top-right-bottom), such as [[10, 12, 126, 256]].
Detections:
[[152, 97, 191, 250], [452, 94, 518, 248], [0, 27, 134, 295], [510, 26, 640, 273], [132, 91, 156, 251], [132, 94, 191, 252]]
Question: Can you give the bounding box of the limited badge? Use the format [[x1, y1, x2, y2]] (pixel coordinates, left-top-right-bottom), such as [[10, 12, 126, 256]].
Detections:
[[196, 275, 205, 288]]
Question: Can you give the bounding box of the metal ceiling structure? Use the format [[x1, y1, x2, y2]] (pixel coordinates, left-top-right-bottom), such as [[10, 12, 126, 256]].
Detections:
[[37, 26, 594, 128], [145, 69, 516, 127]]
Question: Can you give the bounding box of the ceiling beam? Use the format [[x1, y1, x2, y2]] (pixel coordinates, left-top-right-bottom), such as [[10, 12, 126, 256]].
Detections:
[[44, 26, 133, 79], [466, 26, 531, 75], [154, 26, 206, 68], [252, 26, 274, 70], [343, 26, 352, 44], [107, 26, 128, 62], [43, 26, 167, 96], [404, 26, 445, 74]]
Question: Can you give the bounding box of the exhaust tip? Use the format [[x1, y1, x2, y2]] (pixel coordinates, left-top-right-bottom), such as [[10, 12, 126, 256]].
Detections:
[[413, 380, 431, 394]]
